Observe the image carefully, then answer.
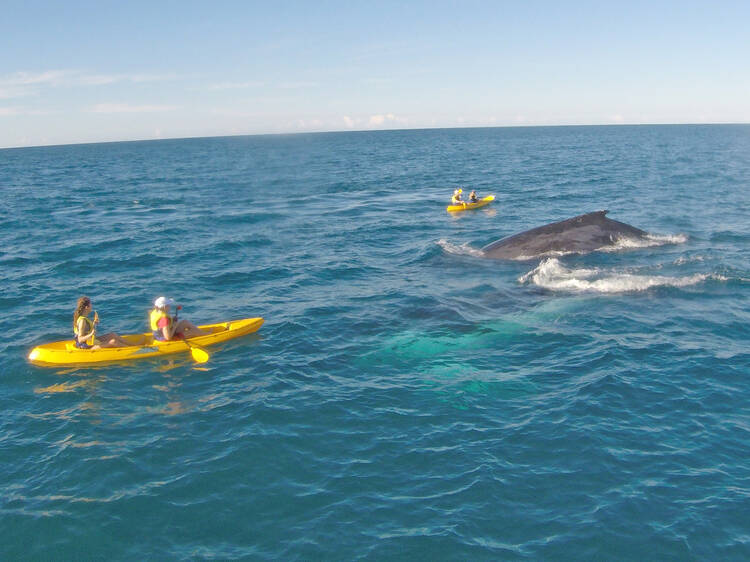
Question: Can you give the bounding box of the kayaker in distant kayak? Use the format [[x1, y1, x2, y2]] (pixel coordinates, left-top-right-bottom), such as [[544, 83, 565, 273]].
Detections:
[[451, 188, 465, 206], [73, 296, 128, 349], [469, 190, 478, 203], [150, 296, 209, 341]]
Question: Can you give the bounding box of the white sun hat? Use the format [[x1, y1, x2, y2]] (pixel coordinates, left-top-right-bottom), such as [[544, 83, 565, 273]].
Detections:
[[154, 296, 176, 308]]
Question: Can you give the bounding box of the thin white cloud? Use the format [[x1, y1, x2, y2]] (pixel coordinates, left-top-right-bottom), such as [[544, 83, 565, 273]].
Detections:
[[206, 81, 264, 91], [342, 114, 407, 129], [76, 73, 177, 86], [0, 88, 25, 100], [361, 77, 391, 85], [280, 81, 318, 89], [0, 70, 177, 99], [0, 71, 73, 99], [0, 106, 52, 117], [90, 103, 178, 113], [368, 113, 405, 127], [1, 70, 72, 86], [291, 118, 323, 129], [209, 107, 262, 118]]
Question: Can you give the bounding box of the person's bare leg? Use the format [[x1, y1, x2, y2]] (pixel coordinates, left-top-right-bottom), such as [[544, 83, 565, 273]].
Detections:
[[175, 319, 210, 337], [97, 332, 130, 348]]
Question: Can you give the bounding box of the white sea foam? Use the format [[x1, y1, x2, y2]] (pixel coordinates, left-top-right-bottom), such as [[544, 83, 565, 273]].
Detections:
[[436, 239, 485, 257], [598, 233, 688, 253], [519, 258, 714, 293], [512, 250, 573, 261], [673, 255, 705, 265]]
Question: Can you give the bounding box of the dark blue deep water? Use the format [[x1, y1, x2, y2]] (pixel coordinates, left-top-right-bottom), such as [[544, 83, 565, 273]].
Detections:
[[2, 125, 749, 559]]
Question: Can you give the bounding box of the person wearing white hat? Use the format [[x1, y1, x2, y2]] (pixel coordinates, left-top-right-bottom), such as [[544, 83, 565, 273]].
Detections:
[[451, 188, 464, 206], [150, 296, 209, 341]]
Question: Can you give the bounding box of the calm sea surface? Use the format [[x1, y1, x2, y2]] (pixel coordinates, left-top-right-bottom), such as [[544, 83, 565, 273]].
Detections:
[[1, 125, 749, 559]]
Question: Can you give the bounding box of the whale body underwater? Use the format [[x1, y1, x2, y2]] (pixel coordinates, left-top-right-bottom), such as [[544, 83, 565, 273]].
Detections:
[[481, 210, 649, 260]]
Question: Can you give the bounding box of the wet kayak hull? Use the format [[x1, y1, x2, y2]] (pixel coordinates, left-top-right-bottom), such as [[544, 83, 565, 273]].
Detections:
[[446, 195, 495, 212], [28, 317, 264, 366]]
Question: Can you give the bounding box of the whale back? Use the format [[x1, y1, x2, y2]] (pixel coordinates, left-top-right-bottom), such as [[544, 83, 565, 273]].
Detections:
[[482, 211, 647, 259]]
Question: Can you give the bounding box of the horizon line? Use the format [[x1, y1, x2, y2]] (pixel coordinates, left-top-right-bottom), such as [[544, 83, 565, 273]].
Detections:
[[2, 121, 748, 151]]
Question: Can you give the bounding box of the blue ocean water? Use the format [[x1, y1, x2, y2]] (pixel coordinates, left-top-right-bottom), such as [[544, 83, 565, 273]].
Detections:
[[1, 125, 749, 559]]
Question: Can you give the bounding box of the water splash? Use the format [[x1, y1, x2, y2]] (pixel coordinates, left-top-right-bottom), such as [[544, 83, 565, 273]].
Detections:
[[598, 232, 689, 252], [519, 258, 715, 293]]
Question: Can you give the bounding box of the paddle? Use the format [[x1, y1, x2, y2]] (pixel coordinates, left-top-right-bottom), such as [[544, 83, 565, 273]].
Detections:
[[186, 342, 210, 363], [175, 305, 210, 363], [87, 310, 99, 345]]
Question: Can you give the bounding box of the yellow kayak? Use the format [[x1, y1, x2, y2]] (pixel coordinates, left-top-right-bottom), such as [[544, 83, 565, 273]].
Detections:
[[28, 317, 264, 366], [446, 195, 495, 212]]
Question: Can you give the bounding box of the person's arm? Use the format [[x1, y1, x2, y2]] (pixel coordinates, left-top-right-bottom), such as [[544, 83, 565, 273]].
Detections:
[[158, 316, 174, 340]]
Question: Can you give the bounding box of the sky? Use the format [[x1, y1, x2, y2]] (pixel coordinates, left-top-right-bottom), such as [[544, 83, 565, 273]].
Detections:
[[1, 0, 748, 148]]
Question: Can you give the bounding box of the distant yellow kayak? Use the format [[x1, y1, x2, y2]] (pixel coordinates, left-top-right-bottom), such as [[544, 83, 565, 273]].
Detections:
[[28, 317, 264, 366], [446, 195, 495, 212]]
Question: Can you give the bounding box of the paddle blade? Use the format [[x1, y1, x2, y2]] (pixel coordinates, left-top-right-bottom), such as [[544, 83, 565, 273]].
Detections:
[[190, 346, 210, 363]]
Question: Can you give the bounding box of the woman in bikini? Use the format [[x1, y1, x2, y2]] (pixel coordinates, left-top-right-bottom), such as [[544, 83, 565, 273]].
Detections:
[[73, 296, 129, 349]]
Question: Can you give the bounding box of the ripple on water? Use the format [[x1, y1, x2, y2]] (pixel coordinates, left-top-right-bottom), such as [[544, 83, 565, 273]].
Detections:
[[2, 126, 750, 559]]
